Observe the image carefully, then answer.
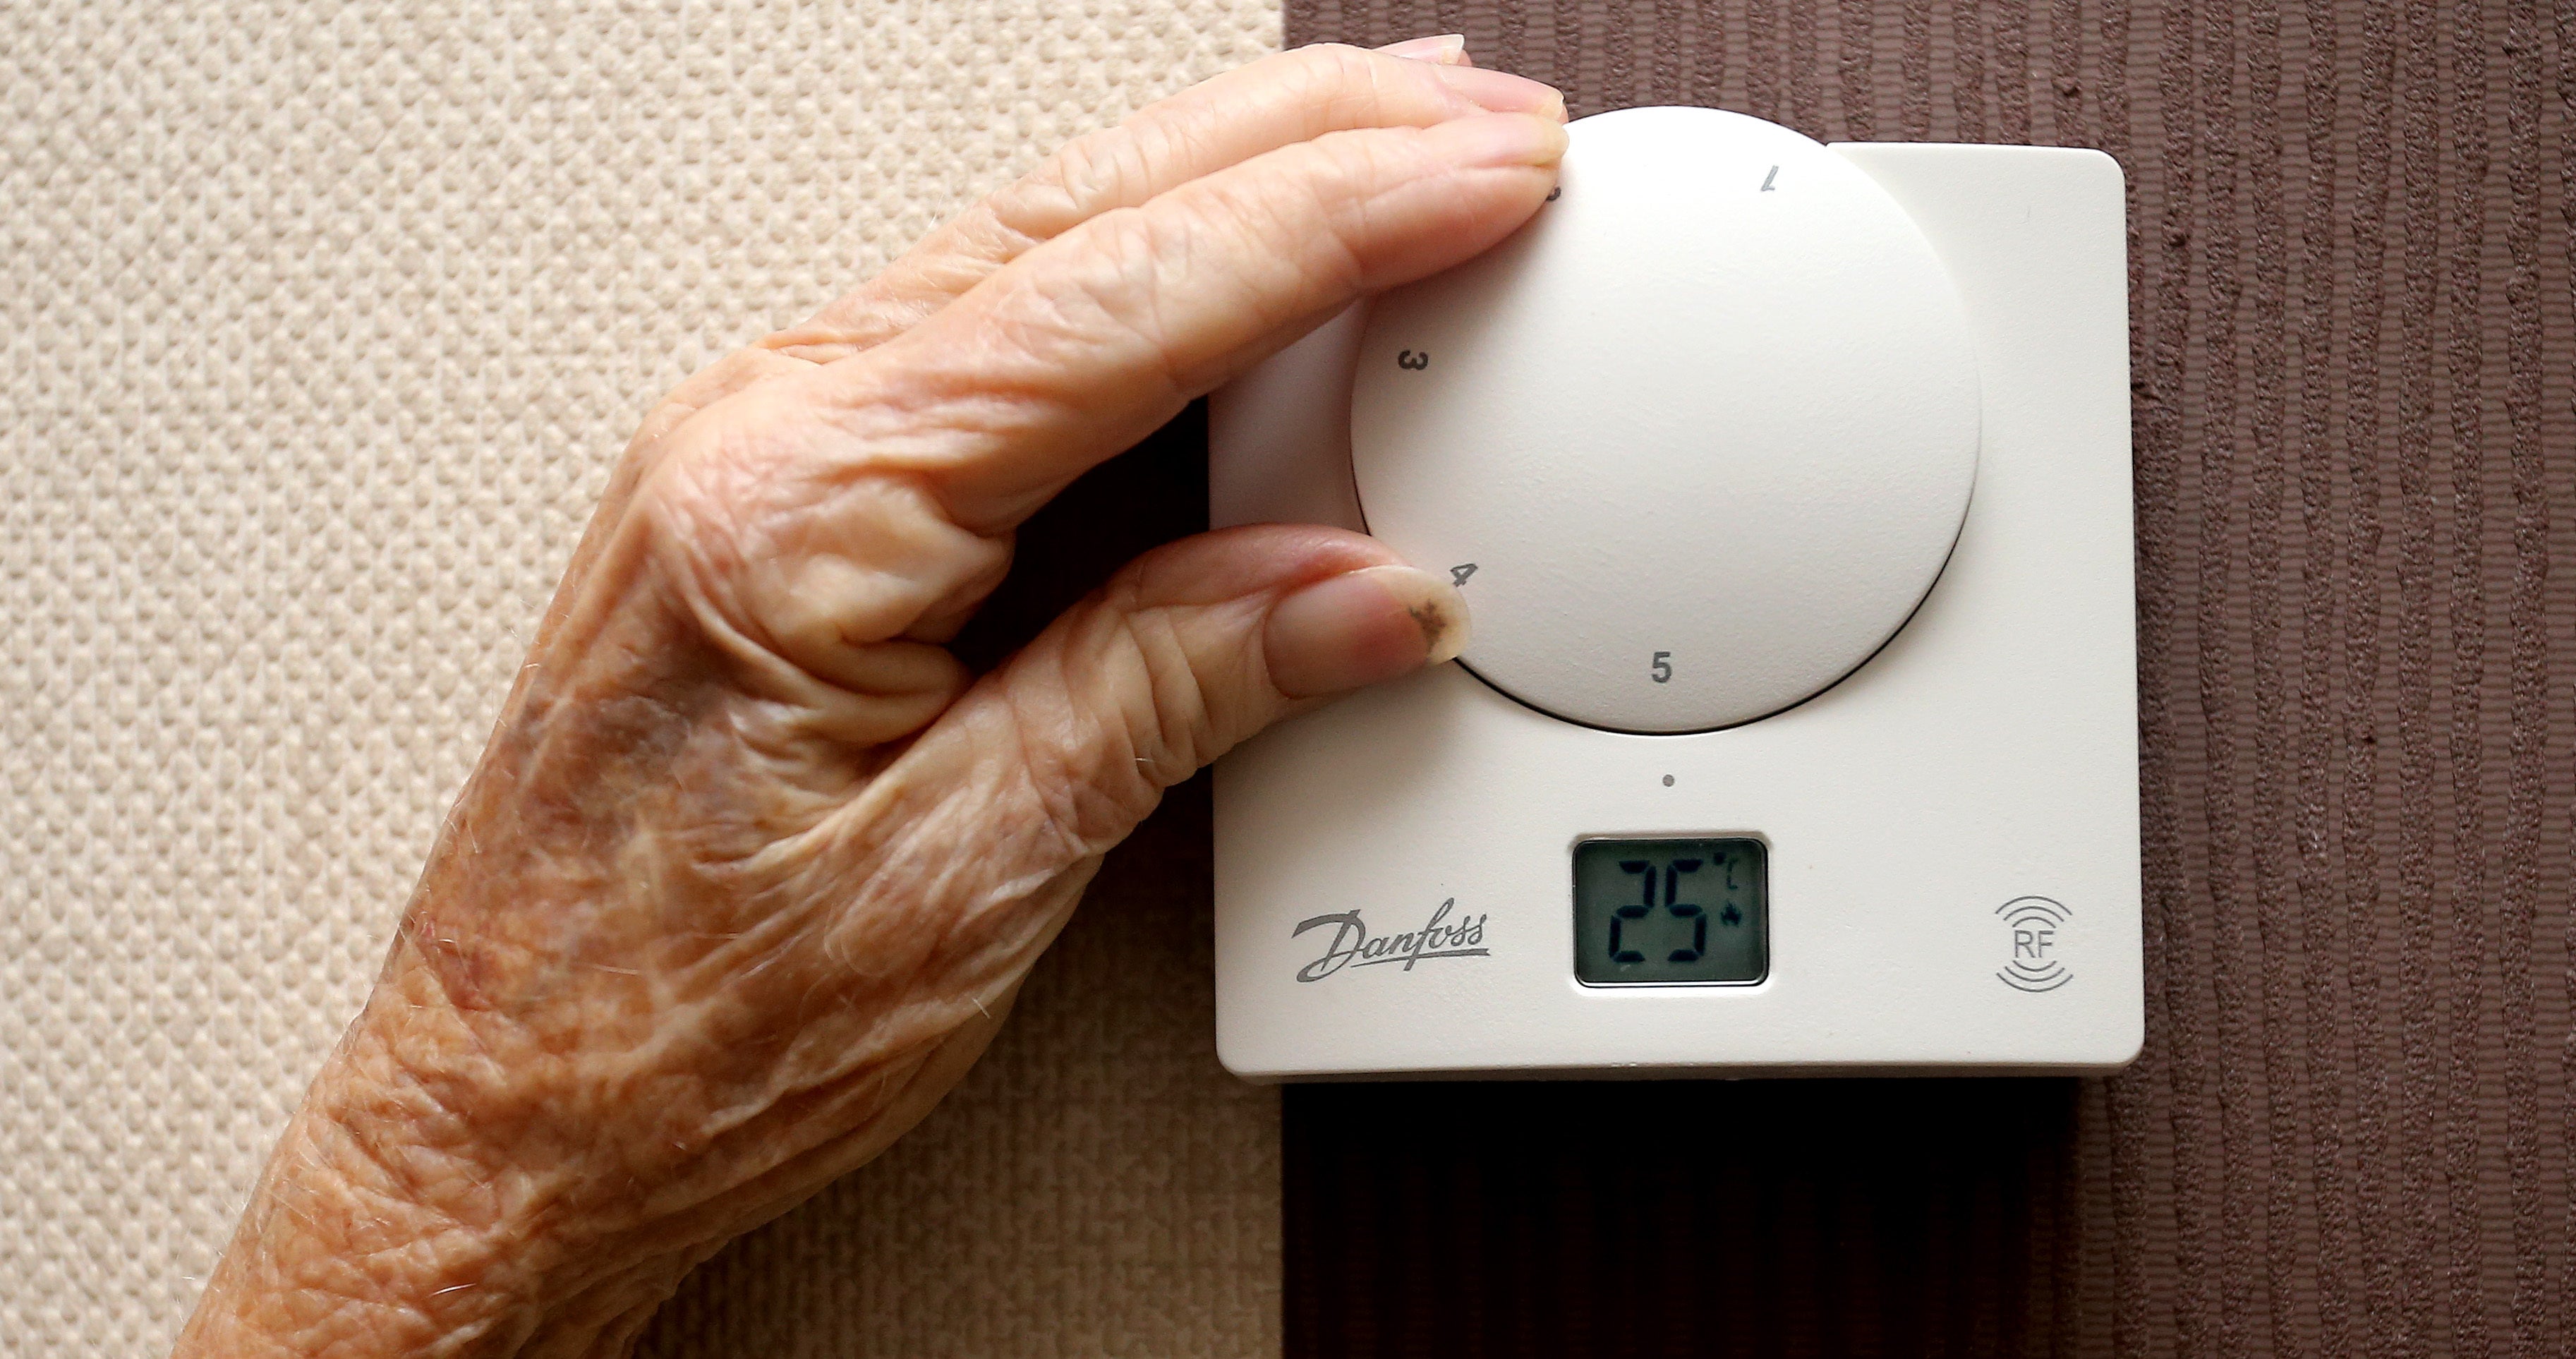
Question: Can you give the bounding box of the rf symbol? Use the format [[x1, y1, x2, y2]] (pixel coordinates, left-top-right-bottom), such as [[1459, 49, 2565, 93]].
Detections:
[[1995, 895, 2072, 992]]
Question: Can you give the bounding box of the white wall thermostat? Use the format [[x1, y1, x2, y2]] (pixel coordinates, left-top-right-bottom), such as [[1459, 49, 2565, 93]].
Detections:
[[1209, 106, 2141, 1080]]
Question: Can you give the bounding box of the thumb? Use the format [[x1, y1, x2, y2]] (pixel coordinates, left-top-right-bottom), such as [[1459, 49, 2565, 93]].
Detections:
[[909, 524, 1468, 850]]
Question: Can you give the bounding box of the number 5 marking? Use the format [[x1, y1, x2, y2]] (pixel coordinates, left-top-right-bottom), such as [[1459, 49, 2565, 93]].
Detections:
[[1664, 859, 1707, 963], [1650, 651, 1672, 684]]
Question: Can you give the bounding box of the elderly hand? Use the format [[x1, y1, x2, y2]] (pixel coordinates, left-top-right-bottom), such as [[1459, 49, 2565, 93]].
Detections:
[[172, 37, 1564, 1359]]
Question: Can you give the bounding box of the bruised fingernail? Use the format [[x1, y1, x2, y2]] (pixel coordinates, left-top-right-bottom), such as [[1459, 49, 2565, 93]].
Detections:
[[1422, 110, 1571, 169], [1377, 32, 1468, 63], [1265, 564, 1470, 699], [1432, 64, 1568, 118]]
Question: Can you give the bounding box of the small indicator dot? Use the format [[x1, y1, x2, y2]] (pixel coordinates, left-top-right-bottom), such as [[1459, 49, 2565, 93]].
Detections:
[[1662, 774, 1676, 787]]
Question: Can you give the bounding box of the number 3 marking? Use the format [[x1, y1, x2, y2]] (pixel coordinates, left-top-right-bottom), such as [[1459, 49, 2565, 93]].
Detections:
[[1650, 651, 1672, 684]]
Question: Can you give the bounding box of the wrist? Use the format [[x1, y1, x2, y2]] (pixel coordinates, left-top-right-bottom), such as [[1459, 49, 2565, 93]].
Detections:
[[175, 943, 605, 1357], [174, 934, 752, 1359]]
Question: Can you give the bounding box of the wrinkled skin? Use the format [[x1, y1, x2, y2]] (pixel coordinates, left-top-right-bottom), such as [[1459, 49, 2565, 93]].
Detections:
[[171, 38, 1566, 1359]]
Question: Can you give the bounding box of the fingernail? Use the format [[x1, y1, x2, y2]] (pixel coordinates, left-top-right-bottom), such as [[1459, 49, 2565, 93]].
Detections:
[[1422, 110, 1571, 169], [1432, 64, 1567, 119], [1377, 33, 1468, 64], [1265, 564, 1471, 699]]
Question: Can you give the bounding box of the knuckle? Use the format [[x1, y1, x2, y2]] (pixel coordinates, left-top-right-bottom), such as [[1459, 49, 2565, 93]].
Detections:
[[993, 128, 1119, 241], [1004, 605, 1198, 850], [986, 682, 1124, 859], [1282, 42, 1385, 101], [1008, 707, 1137, 857], [630, 396, 799, 584], [1207, 137, 1379, 286], [1311, 126, 1438, 233], [1193, 147, 1334, 243], [631, 392, 1003, 680], [1097, 569, 1221, 775], [1283, 42, 1449, 122], [1302, 120, 1431, 183], [1005, 205, 1183, 368]]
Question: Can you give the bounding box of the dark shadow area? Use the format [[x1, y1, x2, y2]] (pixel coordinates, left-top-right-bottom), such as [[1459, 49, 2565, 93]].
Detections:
[[1286, 1078, 2088, 1358], [948, 400, 1207, 671]]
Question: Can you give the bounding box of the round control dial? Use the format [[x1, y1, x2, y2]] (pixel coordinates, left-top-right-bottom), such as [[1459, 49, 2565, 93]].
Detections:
[[1352, 107, 1981, 734]]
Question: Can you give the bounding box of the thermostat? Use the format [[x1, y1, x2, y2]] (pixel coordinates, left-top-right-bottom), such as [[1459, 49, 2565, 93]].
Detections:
[[1209, 107, 2141, 1080]]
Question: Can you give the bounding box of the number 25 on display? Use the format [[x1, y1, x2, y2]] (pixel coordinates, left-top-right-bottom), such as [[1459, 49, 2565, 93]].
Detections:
[[1610, 859, 1705, 965]]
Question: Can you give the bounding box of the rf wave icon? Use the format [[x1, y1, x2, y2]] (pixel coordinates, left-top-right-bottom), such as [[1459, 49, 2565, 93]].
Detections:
[[1995, 896, 2073, 992]]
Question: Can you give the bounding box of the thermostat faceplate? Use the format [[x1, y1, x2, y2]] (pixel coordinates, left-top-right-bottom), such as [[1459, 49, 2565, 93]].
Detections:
[[1209, 114, 2141, 1080]]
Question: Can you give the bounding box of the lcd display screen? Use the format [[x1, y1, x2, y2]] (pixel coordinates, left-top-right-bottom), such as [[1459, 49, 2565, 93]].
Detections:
[[1573, 837, 1768, 985]]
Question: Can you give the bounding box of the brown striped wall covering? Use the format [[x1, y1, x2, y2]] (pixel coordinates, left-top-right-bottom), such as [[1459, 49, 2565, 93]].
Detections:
[[1282, 1, 2576, 1355]]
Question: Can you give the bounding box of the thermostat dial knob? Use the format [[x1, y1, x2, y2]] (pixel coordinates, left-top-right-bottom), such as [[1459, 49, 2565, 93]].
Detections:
[[1350, 106, 1982, 734]]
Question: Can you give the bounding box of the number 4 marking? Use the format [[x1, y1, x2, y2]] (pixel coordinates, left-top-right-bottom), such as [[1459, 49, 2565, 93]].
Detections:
[[1451, 563, 1477, 587]]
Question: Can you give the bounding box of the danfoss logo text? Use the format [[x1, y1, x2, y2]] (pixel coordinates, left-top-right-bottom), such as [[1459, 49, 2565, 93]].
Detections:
[[1291, 898, 1492, 982]]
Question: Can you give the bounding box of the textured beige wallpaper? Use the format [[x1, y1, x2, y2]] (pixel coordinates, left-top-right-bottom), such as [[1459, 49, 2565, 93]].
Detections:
[[0, 1, 1283, 1353]]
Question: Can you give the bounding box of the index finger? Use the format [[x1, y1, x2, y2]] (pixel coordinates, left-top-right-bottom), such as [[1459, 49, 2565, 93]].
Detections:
[[808, 111, 1568, 531], [767, 41, 1566, 361]]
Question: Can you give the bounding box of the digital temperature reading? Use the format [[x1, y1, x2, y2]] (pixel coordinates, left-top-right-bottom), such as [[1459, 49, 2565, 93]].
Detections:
[[1573, 838, 1768, 985]]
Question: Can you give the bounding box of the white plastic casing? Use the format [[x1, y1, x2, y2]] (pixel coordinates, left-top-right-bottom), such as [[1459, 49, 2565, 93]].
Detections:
[[1209, 112, 2141, 1080]]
